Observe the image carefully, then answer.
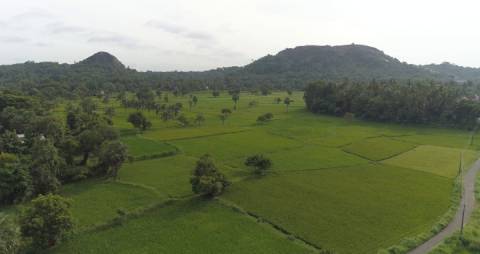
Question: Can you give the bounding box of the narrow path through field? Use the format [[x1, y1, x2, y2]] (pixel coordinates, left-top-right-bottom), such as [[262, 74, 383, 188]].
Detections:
[[408, 159, 480, 254]]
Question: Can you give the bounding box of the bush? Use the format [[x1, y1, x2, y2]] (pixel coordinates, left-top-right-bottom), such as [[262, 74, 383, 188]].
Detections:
[[245, 154, 272, 175]]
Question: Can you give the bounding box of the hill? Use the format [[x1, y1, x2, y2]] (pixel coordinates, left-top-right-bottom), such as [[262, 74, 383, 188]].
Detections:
[[243, 44, 431, 80], [1, 46, 480, 95], [76, 51, 126, 71], [423, 62, 480, 83]]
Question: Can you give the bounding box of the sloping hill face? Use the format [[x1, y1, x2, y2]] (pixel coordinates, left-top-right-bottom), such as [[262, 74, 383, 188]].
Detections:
[[77, 51, 126, 71], [423, 62, 480, 82], [244, 44, 432, 80]]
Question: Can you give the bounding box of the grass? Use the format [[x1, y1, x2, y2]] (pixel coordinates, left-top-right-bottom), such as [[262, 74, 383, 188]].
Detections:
[[342, 137, 417, 161], [224, 164, 453, 254], [61, 180, 159, 228], [429, 176, 480, 254], [229, 144, 369, 171], [50, 198, 314, 254], [383, 145, 479, 178], [118, 155, 200, 198], [171, 129, 303, 162], [42, 91, 480, 254], [120, 135, 177, 159]]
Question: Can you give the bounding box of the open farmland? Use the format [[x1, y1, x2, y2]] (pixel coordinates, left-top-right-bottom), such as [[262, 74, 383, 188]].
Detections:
[[47, 91, 478, 254]]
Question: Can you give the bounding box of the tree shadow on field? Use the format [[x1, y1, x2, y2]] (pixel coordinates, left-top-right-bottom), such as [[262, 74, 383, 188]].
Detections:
[[156, 197, 211, 221]]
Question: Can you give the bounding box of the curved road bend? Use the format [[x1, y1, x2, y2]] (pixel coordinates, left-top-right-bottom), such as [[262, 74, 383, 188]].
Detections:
[[408, 159, 480, 254]]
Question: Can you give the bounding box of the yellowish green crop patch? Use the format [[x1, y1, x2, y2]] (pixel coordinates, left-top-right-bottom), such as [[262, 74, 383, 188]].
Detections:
[[343, 137, 417, 161], [383, 145, 479, 178]]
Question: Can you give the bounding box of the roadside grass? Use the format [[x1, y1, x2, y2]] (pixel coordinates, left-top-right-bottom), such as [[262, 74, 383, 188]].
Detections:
[[61, 180, 159, 228], [429, 176, 480, 254], [224, 164, 453, 254], [343, 137, 417, 161], [383, 145, 479, 178], [50, 198, 314, 254]]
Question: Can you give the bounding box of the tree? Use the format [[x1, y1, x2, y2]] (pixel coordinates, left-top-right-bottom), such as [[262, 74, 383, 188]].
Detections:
[[98, 141, 128, 180], [274, 97, 282, 104], [245, 154, 272, 175], [177, 114, 190, 127], [104, 107, 115, 118], [212, 90, 220, 97], [248, 100, 258, 108], [219, 108, 232, 125], [256, 113, 274, 123], [0, 130, 24, 154], [192, 95, 198, 106], [284, 97, 293, 112], [0, 216, 21, 254], [190, 154, 229, 197], [232, 93, 240, 110], [20, 194, 73, 249], [80, 97, 97, 115], [286, 89, 293, 96], [194, 113, 205, 126], [59, 135, 79, 166], [260, 85, 271, 96], [0, 155, 31, 205], [127, 112, 151, 131]]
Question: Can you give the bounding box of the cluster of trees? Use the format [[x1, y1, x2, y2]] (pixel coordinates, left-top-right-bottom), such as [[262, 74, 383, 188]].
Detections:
[[0, 93, 128, 207], [304, 80, 480, 129], [190, 154, 272, 197], [1, 193, 74, 252]]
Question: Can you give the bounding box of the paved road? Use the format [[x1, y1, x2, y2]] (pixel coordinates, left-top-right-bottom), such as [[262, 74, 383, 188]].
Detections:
[[408, 159, 480, 254]]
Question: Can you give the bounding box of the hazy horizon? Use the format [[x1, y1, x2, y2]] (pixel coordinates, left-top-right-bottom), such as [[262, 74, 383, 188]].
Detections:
[[1, 0, 480, 71]]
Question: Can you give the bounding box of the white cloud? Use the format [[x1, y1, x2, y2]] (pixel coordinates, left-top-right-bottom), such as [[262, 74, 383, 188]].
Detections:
[[0, 0, 479, 70]]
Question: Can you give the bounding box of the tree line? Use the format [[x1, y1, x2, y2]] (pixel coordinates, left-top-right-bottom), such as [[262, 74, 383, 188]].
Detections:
[[304, 80, 480, 129]]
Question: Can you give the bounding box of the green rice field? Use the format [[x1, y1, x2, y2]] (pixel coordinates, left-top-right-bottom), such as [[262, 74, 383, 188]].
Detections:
[[44, 91, 479, 253]]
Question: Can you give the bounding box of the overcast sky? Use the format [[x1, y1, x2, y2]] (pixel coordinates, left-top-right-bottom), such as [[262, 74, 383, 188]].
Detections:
[[1, 0, 479, 71]]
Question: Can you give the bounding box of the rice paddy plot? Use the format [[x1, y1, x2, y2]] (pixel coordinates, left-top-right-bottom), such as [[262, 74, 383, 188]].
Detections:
[[120, 135, 177, 159], [61, 180, 159, 228], [383, 145, 479, 178], [50, 199, 314, 254], [224, 164, 452, 254], [228, 145, 369, 171], [343, 137, 416, 161], [170, 129, 303, 162], [118, 155, 203, 198]]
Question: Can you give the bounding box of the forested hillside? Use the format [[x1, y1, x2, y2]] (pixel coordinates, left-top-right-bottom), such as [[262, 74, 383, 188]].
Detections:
[[1, 45, 480, 98]]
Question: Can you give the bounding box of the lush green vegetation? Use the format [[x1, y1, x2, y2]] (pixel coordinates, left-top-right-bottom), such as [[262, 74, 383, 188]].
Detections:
[[384, 145, 479, 178], [49, 199, 314, 254], [304, 81, 480, 129], [429, 176, 480, 253], [2, 89, 479, 254], [61, 180, 158, 227], [224, 164, 452, 254], [342, 137, 417, 161]]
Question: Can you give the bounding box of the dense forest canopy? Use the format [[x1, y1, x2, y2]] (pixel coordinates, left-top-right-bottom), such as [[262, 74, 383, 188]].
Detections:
[[304, 80, 480, 129]]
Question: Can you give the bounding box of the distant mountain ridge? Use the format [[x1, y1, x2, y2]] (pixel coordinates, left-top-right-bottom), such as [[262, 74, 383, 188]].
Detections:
[[1, 44, 480, 91]]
